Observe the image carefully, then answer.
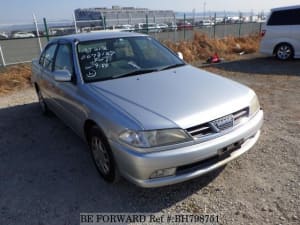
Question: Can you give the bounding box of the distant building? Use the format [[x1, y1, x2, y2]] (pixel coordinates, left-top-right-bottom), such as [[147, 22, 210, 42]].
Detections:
[[74, 6, 175, 28]]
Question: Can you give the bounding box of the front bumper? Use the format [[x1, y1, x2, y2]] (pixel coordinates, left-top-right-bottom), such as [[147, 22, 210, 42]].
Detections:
[[110, 110, 263, 188]]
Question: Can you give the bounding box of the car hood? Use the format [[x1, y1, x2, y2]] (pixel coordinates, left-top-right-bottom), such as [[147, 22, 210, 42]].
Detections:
[[87, 65, 254, 130]]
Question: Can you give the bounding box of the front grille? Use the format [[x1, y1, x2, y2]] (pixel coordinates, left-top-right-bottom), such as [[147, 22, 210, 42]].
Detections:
[[186, 124, 214, 137], [211, 114, 234, 131], [186, 107, 249, 138], [233, 108, 249, 124]]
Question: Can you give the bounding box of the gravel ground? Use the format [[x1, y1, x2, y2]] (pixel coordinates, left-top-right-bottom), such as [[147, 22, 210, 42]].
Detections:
[[0, 55, 299, 225]]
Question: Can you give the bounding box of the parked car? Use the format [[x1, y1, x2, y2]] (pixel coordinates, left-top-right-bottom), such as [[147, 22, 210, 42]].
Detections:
[[0, 32, 8, 39], [198, 20, 215, 27], [113, 24, 134, 32], [32, 32, 263, 188], [167, 22, 178, 31], [260, 5, 300, 60], [177, 22, 193, 30], [157, 23, 169, 32], [139, 23, 161, 33], [134, 23, 144, 31], [12, 31, 35, 38]]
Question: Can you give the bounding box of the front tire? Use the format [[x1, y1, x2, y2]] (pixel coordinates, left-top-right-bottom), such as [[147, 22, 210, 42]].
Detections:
[[275, 43, 293, 60], [89, 126, 119, 183]]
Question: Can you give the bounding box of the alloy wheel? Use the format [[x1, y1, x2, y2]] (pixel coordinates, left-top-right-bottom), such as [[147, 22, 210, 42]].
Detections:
[[91, 136, 111, 175], [276, 44, 293, 60]]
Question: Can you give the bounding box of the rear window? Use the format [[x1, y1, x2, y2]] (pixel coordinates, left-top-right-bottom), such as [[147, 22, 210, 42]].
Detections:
[[268, 8, 300, 25]]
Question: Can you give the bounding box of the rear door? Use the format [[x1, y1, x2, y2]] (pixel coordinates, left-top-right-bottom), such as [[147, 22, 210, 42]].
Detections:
[[266, 9, 291, 45]]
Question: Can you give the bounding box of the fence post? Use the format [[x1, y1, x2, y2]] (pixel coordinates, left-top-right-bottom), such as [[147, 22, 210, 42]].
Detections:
[[128, 13, 131, 24], [259, 22, 262, 33], [173, 15, 176, 42], [224, 11, 227, 38], [103, 16, 106, 30], [33, 13, 43, 53], [0, 45, 6, 67], [238, 22, 242, 38], [146, 14, 149, 34], [184, 13, 186, 41], [213, 12, 216, 39], [43, 18, 49, 41], [238, 12, 242, 38]]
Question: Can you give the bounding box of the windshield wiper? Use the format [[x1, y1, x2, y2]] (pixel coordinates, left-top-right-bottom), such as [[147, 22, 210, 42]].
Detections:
[[112, 68, 158, 79], [159, 63, 186, 71]]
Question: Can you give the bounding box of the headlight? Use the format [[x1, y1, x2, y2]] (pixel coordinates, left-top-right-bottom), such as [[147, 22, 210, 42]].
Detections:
[[119, 129, 192, 148], [249, 94, 260, 116]]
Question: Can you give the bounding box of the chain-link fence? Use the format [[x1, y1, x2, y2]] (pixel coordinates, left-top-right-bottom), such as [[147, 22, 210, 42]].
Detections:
[[0, 13, 263, 66]]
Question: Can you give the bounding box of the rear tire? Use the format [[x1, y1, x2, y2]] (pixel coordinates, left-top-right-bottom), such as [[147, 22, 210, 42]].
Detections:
[[88, 126, 119, 183], [275, 43, 293, 60]]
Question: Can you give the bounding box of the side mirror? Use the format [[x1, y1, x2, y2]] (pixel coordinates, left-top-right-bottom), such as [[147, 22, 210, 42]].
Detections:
[[53, 70, 72, 82], [177, 52, 184, 60]]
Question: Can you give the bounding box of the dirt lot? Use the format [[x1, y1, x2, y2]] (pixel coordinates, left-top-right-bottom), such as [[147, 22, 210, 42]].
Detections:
[[0, 55, 299, 225]]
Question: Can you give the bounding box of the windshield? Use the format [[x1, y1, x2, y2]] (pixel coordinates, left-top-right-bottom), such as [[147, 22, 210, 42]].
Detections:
[[77, 36, 184, 83]]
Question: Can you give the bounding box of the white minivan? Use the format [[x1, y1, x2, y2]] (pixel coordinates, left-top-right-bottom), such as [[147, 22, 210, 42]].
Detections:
[[260, 5, 300, 60]]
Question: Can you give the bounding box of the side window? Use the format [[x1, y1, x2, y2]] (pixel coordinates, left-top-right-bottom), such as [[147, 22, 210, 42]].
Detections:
[[40, 44, 57, 71], [54, 44, 74, 74], [292, 9, 300, 25], [268, 9, 300, 26]]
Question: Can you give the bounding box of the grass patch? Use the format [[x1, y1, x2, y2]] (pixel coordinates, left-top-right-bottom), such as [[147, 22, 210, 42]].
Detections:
[[0, 63, 32, 96], [164, 32, 261, 63]]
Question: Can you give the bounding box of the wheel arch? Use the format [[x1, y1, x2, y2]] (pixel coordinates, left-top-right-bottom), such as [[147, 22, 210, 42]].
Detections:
[[83, 119, 106, 143], [85, 118, 120, 182]]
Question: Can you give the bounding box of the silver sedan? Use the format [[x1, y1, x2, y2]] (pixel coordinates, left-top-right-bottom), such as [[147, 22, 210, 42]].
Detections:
[[31, 32, 263, 188]]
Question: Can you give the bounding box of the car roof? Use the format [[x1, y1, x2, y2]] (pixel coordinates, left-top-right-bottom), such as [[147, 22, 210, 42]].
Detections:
[[271, 5, 300, 12], [49, 31, 147, 44]]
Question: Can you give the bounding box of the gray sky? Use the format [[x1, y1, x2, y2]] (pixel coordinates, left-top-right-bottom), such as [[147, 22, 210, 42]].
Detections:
[[1, 0, 299, 23]]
